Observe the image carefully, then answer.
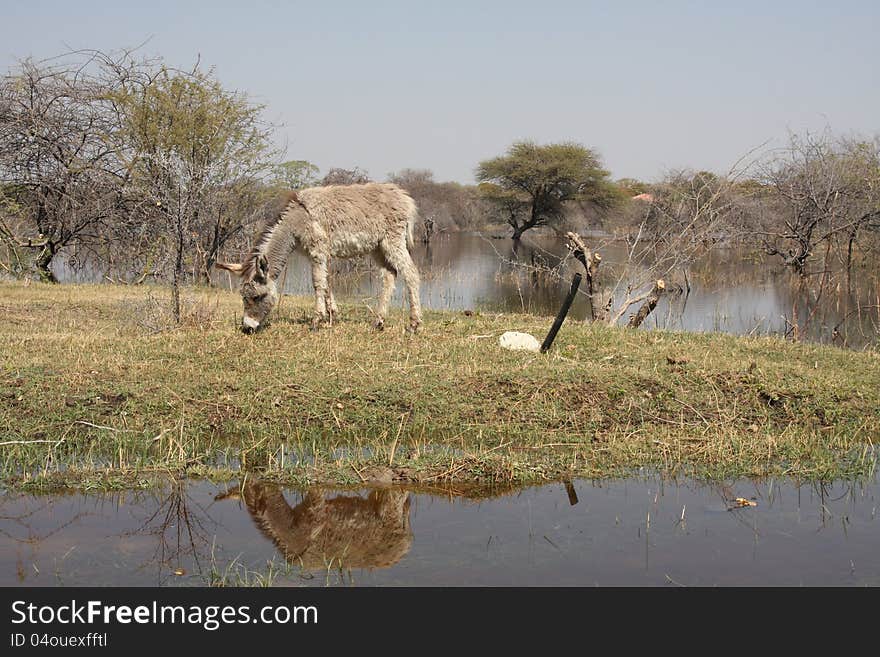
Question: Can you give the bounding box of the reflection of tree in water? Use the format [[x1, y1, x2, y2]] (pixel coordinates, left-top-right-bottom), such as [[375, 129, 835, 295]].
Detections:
[[239, 481, 412, 572], [128, 479, 215, 583]]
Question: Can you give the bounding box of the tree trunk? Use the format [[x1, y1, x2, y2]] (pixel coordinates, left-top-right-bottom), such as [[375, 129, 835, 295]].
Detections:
[[34, 245, 58, 284], [172, 215, 185, 324], [628, 280, 665, 328], [565, 232, 605, 322], [200, 250, 216, 286], [845, 228, 856, 293]]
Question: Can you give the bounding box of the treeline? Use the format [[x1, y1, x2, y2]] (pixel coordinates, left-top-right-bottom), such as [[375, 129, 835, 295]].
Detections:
[[2, 49, 878, 307], [0, 50, 288, 320], [0, 50, 497, 302]]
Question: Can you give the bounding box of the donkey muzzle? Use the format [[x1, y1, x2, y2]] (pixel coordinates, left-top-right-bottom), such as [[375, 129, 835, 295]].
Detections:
[[241, 315, 260, 334]]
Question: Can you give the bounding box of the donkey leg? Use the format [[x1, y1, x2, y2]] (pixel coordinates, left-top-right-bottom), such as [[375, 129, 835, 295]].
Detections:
[[328, 289, 339, 317], [371, 251, 396, 330], [325, 257, 338, 323], [310, 255, 330, 329], [324, 286, 337, 325], [382, 242, 422, 333]]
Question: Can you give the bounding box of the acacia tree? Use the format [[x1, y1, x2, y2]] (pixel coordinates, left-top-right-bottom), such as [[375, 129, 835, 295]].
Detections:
[[117, 64, 278, 319], [0, 57, 130, 282], [272, 159, 319, 189], [476, 141, 620, 241]]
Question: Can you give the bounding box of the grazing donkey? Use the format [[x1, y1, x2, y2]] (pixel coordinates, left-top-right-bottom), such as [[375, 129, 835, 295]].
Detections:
[[235, 480, 412, 571], [216, 183, 422, 334]]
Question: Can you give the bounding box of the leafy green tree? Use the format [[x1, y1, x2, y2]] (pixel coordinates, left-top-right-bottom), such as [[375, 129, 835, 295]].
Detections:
[[476, 141, 620, 240], [273, 160, 320, 189]]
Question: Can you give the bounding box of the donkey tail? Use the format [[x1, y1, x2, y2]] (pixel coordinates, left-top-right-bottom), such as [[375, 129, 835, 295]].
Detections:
[[406, 210, 416, 252]]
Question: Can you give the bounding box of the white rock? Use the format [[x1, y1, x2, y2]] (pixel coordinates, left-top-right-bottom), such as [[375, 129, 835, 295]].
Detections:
[[499, 331, 541, 352]]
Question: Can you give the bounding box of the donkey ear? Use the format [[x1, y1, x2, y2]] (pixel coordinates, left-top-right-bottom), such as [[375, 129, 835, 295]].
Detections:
[[215, 262, 244, 275], [255, 254, 270, 283]]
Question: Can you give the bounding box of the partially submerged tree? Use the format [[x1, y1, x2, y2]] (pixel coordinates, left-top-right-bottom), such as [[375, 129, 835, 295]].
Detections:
[[0, 57, 130, 282], [476, 141, 620, 241], [566, 165, 753, 328], [758, 132, 880, 277]]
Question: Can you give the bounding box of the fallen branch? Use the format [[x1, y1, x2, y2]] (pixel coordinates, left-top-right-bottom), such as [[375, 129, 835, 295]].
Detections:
[[74, 420, 134, 432], [0, 439, 64, 447]]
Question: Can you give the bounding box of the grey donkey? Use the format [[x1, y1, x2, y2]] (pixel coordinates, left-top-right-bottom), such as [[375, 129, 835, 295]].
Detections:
[[216, 183, 423, 334]]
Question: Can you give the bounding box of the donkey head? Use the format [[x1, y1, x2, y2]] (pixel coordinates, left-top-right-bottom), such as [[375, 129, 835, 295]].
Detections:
[[215, 253, 279, 334]]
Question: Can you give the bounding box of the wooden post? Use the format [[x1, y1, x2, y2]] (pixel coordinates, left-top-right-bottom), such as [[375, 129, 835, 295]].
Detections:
[[541, 273, 581, 353]]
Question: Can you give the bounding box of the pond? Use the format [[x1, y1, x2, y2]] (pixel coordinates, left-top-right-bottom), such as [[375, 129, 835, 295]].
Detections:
[[1, 475, 877, 586], [211, 232, 879, 348], [52, 232, 879, 347], [53, 232, 879, 347]]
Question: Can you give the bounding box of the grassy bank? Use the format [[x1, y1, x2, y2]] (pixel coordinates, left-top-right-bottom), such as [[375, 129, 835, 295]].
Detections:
[[1, 281, 878, 491]]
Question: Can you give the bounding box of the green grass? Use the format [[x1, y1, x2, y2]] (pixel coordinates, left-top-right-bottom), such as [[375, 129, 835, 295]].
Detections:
[[1, 281, 878, 491]]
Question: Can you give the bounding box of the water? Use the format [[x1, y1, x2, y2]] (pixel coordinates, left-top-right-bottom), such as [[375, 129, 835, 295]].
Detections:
[[2, 475, 877, 586], [54, 232, 879, 347], [214, 232, 879, 347]]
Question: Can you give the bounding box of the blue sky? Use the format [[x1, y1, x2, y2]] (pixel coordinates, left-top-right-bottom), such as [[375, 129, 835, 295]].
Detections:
[[2, 1, 878, 183]]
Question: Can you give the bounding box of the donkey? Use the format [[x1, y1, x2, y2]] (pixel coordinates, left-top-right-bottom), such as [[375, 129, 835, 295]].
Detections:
[[216, 183, 422, 333], [234, 480, 412, 571]]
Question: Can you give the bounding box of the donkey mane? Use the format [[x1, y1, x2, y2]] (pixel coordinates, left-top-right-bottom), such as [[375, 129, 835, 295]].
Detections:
[[241, 190, 302, 280]]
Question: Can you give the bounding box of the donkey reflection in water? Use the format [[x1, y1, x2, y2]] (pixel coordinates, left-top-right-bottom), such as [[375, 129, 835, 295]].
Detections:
[[216, 183, 422, 333], [224, 481, 412, 571]]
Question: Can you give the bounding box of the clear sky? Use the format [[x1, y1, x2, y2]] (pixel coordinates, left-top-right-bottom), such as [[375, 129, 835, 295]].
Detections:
[[2, 1, 878, 184]]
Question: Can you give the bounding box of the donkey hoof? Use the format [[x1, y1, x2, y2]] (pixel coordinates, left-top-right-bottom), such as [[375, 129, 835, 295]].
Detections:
[[406, 321, 422, 335], [374, 319, 385, 331]]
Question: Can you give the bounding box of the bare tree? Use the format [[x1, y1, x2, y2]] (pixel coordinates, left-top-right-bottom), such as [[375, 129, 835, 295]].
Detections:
[[758, 131, 880, 278], [0, 55, 131, 282], [117, 62, 278, 319], [566, 163, 755, 328], [388, 168, 484, 243], [320, 166, 371, 186]]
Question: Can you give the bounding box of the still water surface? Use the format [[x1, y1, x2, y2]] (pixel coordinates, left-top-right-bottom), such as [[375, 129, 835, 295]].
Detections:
[[56, 232, 879, 346], [229, 233, 879, 347], [2, 475, 877, 586]]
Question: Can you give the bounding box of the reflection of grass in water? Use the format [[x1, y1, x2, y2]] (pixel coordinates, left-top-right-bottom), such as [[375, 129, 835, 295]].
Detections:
[[205, 534, 361, 587], [207, 548, 291, 587]]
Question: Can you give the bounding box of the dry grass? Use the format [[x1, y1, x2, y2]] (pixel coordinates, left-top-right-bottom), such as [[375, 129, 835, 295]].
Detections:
[[1, 281, 878, 491]]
